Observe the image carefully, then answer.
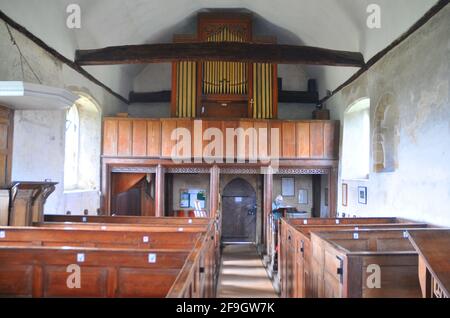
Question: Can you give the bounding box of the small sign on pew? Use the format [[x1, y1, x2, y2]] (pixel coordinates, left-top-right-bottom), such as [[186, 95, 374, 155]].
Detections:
[[148, 253, 157, 263], [336, 219, 340, 224], [178, 227, 184, 232], [77, 253, 85, 263], [353, 232, 359, 240], [143, 236, 149, 243], [0, 230, 5, 238]]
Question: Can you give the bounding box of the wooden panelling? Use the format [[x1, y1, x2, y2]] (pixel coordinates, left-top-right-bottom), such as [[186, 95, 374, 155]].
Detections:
[[103, 119, 118, 156], [117, 120, 132, 156], [238, 120, 254, 161], [282, 122, 296, 158], [324, 121, 339, 159], [269, 121, 282, 159], [147, 121, 161, 157], [132, 121, 147, 156], [102, 118, 340, 161], [254, 121, 269, 161], [161, 120, 177, 158], [310, 122, 324, 158], [223, 120, 239, 160], [296, 122, 310, 158]]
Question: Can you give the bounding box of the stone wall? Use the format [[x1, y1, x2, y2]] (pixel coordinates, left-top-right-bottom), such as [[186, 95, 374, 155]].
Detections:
[[327, 7, 450, 226]]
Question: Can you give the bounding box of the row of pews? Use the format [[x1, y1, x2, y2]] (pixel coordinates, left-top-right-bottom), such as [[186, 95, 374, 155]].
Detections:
[[0, 215, 221, 298], [278, 217, 450, 298]]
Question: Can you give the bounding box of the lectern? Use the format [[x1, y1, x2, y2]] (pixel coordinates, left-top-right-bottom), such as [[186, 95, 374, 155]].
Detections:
[[1, 181, 57, 226]]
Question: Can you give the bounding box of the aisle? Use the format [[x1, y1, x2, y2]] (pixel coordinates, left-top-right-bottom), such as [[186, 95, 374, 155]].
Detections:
[[216, 244, 279, 298]]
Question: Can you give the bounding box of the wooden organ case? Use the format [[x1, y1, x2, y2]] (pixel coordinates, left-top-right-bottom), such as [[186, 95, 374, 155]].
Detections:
[[171, 13, 278, 119]]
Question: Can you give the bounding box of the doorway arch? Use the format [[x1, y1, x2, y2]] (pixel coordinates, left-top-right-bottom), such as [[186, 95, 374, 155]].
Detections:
[[221, 178, 257, 244]]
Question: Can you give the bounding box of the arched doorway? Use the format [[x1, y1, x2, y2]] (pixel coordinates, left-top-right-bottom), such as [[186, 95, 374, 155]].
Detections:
[[222, 178, 257, 244]]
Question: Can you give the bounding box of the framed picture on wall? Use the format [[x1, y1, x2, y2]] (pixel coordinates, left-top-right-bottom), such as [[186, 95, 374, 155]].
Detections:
[[281, 177, 295, 197], [298, 189, 308, 205], [342, 183, 348, 207], [358, 186, 367, 205]]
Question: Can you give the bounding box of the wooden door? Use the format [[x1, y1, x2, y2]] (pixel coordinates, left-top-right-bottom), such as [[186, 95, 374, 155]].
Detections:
[[221, 178, 256, 243], [0, 106, 13, 187]]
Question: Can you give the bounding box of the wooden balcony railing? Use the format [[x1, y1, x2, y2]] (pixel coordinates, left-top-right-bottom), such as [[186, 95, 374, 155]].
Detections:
[[102, 118, 339, 162]]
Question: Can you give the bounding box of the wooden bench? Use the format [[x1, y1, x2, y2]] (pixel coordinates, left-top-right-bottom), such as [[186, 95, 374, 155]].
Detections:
[[0, 226, 201, 249], [38, 217, 222, 282], [271, 217, 411, 273], [310, 229, 425, 298], [408, 229, 450, 298], [43, 215, 221, 273], [279, 217, 427, 298], [0, 219, 218, 297], [44, 215, 211, 225]]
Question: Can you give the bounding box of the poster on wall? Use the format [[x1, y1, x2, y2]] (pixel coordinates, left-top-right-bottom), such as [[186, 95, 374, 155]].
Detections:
[[298, 189, 308, 205], [180, 189, 206, 209], [342, 183, 348, 207], [358, 186, 367, 205], [281, 177, 295, 196]]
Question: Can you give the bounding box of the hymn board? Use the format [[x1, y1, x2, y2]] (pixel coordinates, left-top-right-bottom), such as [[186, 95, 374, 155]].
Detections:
[[171, 13, 278, 119]]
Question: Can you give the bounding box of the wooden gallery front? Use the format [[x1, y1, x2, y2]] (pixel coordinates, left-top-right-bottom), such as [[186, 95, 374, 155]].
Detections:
[[100, 13, 339, 249]]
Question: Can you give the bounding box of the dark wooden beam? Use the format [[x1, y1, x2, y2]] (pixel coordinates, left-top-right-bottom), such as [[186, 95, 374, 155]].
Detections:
[[320, 0, 449, 105], [76, 42, 365, 67], [129, 91, 171, 103], [128, 89, 318, 104], [0, 10, 129, 104], [278, 90, 318, 104], [277, 78, 319, 104]]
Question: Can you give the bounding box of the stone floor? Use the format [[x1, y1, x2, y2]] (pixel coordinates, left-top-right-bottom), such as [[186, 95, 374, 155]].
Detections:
[[216, 244, 279, 298]]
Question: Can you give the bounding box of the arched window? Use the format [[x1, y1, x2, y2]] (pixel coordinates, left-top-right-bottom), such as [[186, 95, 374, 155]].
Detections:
[[64, 104, 80, 190], [372, 93, 399, 172], [342, 98, 370, 180]]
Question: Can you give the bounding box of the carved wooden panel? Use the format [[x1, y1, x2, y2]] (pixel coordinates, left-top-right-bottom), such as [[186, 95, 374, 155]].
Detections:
[[117, 120, 132, 156], [132, 120, 147, 156], [161, 120, 177, 158], [296, 122, 310, 158], [147, 120, 161, 157], [103, 119, 118, 156], [102, 118, 340, 161], [310, 122, 324, 158], [282, 122, 296, 158]]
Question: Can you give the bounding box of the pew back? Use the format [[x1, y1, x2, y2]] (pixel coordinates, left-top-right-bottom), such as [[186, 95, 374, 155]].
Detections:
[[279, 218, 427, 298], [0, 218, 218, 298], [0, 245, 189, 297], [44, 215, 210, 225], [310, 229, 424, 298], [0, 226, 200, 250]]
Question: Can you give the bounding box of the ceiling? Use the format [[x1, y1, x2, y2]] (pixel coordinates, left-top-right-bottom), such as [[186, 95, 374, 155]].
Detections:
[[0, 0, 438, 99]]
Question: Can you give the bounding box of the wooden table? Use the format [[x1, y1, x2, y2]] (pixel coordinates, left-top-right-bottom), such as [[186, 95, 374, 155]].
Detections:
[[408, 229, 450, 298]]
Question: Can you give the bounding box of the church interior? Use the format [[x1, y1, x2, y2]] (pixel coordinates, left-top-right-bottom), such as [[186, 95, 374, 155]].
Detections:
[[0, 0, 449, 299]]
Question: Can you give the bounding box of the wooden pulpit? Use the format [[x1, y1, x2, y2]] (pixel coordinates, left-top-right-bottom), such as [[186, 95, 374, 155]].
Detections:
[[3, 182, 57, 226]]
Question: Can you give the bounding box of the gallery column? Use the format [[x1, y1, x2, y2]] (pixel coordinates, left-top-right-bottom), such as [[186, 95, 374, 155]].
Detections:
[[155, 164, 165, 217]]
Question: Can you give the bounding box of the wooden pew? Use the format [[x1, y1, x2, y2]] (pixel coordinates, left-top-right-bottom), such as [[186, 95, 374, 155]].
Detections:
[[43, 215, 220, 271], [279, 217, 427, 298], [0, 245, 190, 297], [310, 229, 425, 298], [408, 229, 450, 298], [0, 223, 216, 297], [0, 226, 201, 249], [34, 222, 210, 233], [272, 217, 409, 274], [44, 214, 210, 225]]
